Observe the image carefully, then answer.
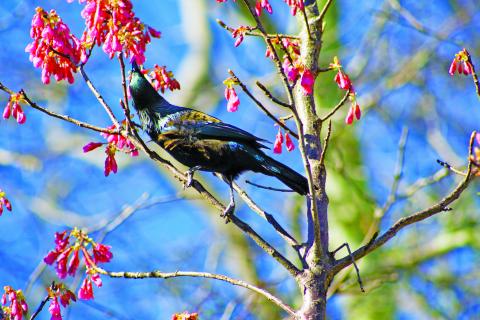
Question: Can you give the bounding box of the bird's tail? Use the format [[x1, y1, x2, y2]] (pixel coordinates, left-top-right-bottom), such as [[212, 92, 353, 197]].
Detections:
[[260, 155, 308, 195]]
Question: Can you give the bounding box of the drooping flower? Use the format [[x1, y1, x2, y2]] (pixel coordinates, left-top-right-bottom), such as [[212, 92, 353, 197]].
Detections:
[[92, 243, 113, 264], [104, 144, 118, 177], [48, 296, 62, 320], [26, 7, 85, 84], [345, 94, 361, 125], [285, 132, 295, 151], [145, 65, 181, 93], [300, 68, 314, 95], [3, 92, 26, 124], [82, 142, 103, 153], [284, 0, 304, 16], [334, 70, 352, 91], [449, 48, 474, 76], [255, 0, 273, 16], [273, 129, 283, 154], [78, 278, 94, 300], [224, 87, 240, 112]]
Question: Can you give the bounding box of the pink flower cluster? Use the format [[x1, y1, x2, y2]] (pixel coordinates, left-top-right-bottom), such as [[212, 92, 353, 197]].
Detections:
[[43, 228, 112, 301], [144, 65, 181, 93], [273, 128, 295, 154], [1, 286, 28, 320], [26, 7, 85, 84], [272, 38, 314, 95], [172, 312, 199, 320], [3, 92, 26, 124], [223, 77, 240, 112], [449, 48, 474, 76], [331, 56, 361, 125], [0, 189, 12, 216], [72, 0, 161, 65], [83, 121, 138, 176], [47, 283, 76, 320], [284, 0, 304, 16]]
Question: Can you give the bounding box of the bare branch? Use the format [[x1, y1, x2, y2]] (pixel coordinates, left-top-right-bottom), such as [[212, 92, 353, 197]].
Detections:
[[96, 268, 297, 317], [319, 120, 332, 167], [318, 0, 335, 23], [320, 91, 350, 121], [216, 19, 299, 40], [0, 82, 115, 134], [79, 65, 120, 128], [333, 132, 477, 274], [231, 180, 300, 249], [256, 81, 291, 109]]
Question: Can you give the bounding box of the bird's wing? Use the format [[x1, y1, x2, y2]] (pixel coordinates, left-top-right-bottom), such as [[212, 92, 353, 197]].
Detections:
[[162, 109, 269, 148]]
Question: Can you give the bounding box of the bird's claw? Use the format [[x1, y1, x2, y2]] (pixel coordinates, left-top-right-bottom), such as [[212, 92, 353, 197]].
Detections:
[[183, 166, 201, 190], [221, 203, 235, 223]]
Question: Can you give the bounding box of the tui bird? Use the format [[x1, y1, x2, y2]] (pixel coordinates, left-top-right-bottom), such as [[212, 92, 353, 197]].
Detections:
[[129, 61, 308, 216]]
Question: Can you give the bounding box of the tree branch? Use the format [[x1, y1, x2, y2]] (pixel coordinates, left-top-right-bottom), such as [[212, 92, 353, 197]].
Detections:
[[333, 131, 477, 274], [320, 91, 350, 121], [228, 69, 298, 139], [96, 268, 297, 317], [0, 82, 115, 134]]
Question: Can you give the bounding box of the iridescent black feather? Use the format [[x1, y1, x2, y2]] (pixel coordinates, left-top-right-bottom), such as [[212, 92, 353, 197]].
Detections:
[[129, 62, 308, 196]]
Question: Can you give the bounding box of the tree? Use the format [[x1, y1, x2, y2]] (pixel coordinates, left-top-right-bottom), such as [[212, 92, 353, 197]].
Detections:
[[0, 1, 479, 319]]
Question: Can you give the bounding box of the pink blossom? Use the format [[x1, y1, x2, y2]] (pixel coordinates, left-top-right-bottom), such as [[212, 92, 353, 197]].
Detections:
[[334, 70, 352, 91], [300, 69, 314, 95], [73, 0, 157, 65], [345, 100, 361, 125], [255, 0, 273, 16], [104, 145, 118, 177], [146, 65, 181, 93], [3, 93, 26, 124], [449, 48, 474, 76], [48, 297, 62, 320], [78, 278, 94, 300], [83, 142, 104, 153], [91, 273, 103, 287], [285, 132, 295, 151], [224, 87, 240, 112], [26, 7, 85, 84], [93, 243, 113, 263], [284, 0, 304, 15], [273, 129, 283, 154], [67, 249, 80, 276], [283, 58, 299, 82], [1, 286, 28, 320]]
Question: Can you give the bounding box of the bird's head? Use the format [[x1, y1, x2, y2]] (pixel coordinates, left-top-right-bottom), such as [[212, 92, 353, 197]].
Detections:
[[129, 61, 165, 110]]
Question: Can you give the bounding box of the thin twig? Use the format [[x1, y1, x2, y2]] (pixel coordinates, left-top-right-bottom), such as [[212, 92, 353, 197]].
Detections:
[[300, 5, 312, 40], [436, 159, 467, 176], [216, 19, 299, 40], [319, 120, 332, 167], [79, 65, 120, 128], [232, 180, 301, 250], [229, 69, 298, 139], [96, 268, 297, 317], [331, 243, 364, 292], [321, 91, 350, 121], [118, 53, 133, 131], [333, 131, 477, 274], [256, 81, 291, 108], [318, 0, 335, 23], [0, 82, 114, 134], [30, 282, 55, 320]]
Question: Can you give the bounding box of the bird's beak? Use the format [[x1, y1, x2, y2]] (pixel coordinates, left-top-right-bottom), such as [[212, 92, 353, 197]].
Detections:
[[131, 60, 141, 73]]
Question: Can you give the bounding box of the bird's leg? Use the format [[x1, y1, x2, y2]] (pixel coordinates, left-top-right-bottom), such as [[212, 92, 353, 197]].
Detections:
[[184, 165, 202, 189], [221, 179, 235, 222]]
